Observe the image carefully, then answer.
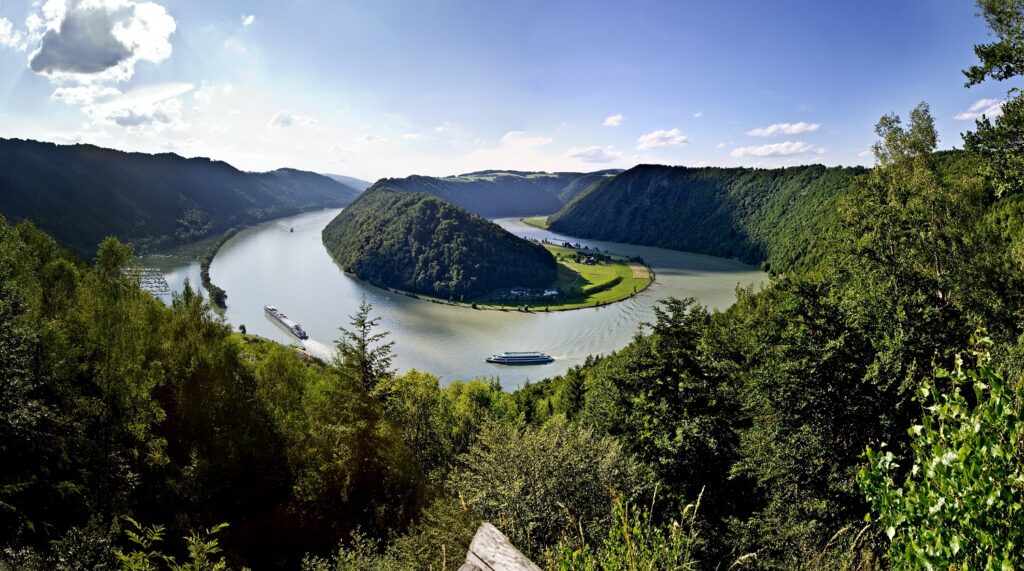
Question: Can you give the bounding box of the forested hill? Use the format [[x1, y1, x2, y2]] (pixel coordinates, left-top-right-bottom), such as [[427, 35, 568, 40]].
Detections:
[[322, 186, 557, 299], [546, 163, 868, 273], [370, 169, 621, 218], [0, 138, 362, 255]]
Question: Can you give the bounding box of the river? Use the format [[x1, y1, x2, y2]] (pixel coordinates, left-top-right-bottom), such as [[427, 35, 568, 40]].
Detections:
[[151, 209, 767, 388]]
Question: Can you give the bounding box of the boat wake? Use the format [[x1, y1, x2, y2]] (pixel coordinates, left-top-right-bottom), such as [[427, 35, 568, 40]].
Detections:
[[302, 339, 335, 360]]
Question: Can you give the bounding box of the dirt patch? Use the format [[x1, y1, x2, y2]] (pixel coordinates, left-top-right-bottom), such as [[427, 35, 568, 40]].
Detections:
[[630, 263, 651, 279]]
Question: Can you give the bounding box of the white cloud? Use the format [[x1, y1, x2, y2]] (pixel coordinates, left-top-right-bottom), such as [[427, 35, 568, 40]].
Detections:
[[51, 84, 121, 105], [435, 121, 453, 132], [954, 98, 1005, 121], [27, 0, 177, 83], [693, 111, 704, 118], [746, 121, 820, 137], [241, 14, 255, 26], [603, 114, 624, 127], [715, 141, 731, 149], [636, 128, 688, 150], [400, 132, 422, 140], [500, 131, 553, 148], [730, 141, 826, 158], [567, 145, 623, 163], [268, 109, 317, 129], [0, 17, 26, 50], [269, 110, 293, 128], [192, 82, 234, 106], [83, 82, 194, 131], [223, 38, 247, 54], [360, 134, 386, 144], [460, 131, 559, 171]]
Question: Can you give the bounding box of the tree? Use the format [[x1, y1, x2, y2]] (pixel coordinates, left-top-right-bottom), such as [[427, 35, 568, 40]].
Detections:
[[0, 273, 42, 542], [334, 296, 395, 393], [861, 333, 1024, 569], [965, 0, 1024, 85], [560, 367, 586, 421], [583, 298, 734, 516], [450, 419, 649, 558], [839, 103, 977, 384], [963, 0, 1024, 198]]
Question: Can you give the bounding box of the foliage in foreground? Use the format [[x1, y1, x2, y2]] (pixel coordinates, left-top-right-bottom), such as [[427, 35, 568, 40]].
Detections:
[[549, 492, 703, 571], [861, 334, 1024, 570]]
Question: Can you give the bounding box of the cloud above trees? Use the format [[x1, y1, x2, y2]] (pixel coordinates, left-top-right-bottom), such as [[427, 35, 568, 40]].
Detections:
[[636, 128, 688, 150], [568, 145, 623, 163], [731, 141, 826, 158]]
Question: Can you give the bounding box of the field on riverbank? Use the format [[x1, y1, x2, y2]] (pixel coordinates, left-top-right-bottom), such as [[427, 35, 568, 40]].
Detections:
[[439, 243, 652, 311], [522, 215, 549, 229]]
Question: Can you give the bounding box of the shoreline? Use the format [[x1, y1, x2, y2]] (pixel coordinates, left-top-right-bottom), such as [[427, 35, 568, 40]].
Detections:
[[200, 226, 243, 309], [337, 244, 657, 313]]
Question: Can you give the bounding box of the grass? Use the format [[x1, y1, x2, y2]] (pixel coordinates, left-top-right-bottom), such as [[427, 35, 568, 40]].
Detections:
[[522, 216, 549, 229], [469, 244, 653, 311], [363, 243, 653, 312]]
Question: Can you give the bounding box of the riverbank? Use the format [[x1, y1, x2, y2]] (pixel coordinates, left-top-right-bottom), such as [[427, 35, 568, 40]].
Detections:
[[200, 227, 243, 308], [522, 215, 549, 229], [361, 242, 654, 313]]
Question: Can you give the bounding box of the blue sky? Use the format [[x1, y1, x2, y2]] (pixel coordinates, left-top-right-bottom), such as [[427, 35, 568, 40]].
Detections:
[[0, 0, 1013, 180]]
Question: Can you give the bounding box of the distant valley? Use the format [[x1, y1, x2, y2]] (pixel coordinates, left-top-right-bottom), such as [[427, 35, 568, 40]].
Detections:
[[368, 169, 621, 218], [0, 138, 363, 256]]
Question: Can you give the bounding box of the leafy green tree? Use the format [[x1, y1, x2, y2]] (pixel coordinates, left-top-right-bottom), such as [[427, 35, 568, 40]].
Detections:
[[861, 333, 1024, 569], [114, 517, 233, 571], [450, 418, 649, 559], [374, 370, 518, 483], [0, 270, 42, 541], [963, 0, 1024, 198], [722, 277, 883, 568], [573, 297, 737, 560]]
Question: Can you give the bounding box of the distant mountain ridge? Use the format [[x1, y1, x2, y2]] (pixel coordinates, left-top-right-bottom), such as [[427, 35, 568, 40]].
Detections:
[[322, 184, 557, 299], [369, 169, 621, 218], [0, 138, 363, 255], [547, 163, 868, 273], [324, 173, 373, 191]]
